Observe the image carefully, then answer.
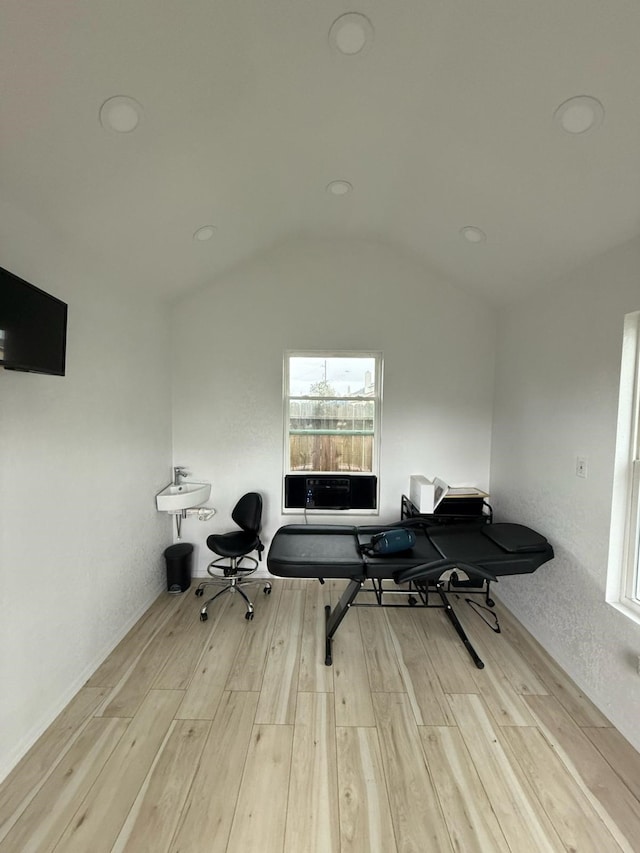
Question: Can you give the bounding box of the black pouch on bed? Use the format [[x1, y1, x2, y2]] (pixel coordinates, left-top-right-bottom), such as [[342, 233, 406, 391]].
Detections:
[[365, 528, 416, 555]]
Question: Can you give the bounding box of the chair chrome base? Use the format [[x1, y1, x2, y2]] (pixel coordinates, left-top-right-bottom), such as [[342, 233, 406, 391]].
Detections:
[[196, 555, 272, 621]]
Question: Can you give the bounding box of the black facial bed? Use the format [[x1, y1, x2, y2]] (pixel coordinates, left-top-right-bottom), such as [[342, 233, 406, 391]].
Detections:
[[267, 520, 553, 669]]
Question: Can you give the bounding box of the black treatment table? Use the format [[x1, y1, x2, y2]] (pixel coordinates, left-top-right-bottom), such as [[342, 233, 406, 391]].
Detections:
[[267, 520, 554, 668]]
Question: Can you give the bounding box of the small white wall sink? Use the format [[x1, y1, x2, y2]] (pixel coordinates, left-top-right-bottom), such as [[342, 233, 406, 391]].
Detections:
[[156, 481, 211, 512]]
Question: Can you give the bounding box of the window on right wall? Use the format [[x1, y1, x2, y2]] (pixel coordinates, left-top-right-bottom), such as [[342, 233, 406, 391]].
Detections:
[[607, 310, 640, 623]]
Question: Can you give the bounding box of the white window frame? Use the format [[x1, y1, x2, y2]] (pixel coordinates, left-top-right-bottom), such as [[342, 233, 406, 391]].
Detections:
[[607, 311, 640, 624], [283, 348, 383, 477]]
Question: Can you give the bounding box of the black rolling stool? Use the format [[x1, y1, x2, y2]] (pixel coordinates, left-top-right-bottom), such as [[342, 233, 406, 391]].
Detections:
[[195, 492, 271, 621]]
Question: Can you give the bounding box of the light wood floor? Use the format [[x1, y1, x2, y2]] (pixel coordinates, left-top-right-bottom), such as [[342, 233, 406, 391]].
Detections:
[[2, 578, 640, 853]]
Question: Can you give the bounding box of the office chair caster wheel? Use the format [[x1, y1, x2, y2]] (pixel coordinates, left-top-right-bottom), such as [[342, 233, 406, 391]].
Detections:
[[200, 612, 208, 622], [408, 596, 418, 606], [245, 611, 254, 621], [487, 598, 495, 607], [264, 586, 272, 595], [195, 588, 204, 597]]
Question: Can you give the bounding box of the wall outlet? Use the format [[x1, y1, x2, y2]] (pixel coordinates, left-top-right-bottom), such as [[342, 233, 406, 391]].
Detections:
[[576, 456, 588, 478]]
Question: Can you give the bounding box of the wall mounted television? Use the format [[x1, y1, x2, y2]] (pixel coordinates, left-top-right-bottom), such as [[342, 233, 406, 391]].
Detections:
[[0, 266, 67, 376]]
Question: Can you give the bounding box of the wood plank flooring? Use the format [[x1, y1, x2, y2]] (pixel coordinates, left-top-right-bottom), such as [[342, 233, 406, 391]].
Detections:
[[1, 578, 639, 853]]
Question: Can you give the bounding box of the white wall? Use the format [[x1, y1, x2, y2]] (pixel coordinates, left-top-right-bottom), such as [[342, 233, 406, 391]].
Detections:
[[491, 236, 640, 751], [171, 237, 496, 574], [4, 216, 636, 780], [0, 236, 173, 779]]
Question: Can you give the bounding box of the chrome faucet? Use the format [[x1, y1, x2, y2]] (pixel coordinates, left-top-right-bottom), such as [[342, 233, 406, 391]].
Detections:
[[173, 466, 188, 486]]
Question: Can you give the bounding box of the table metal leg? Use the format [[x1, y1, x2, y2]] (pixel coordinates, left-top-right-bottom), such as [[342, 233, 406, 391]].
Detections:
[[324, 578, 362, 666], [434, 582, 485, 669]]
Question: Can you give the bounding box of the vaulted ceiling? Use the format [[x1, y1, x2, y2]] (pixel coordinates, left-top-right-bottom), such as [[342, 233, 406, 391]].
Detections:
[[2, 1, 639, 303]]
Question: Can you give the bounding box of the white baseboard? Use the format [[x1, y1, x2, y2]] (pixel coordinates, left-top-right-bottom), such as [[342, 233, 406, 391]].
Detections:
[[0, 579, 165, 783]]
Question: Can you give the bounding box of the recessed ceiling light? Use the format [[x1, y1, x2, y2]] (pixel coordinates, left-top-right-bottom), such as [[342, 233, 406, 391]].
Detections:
[[193, 225, 216, 241], [554, 95, 604, 135], [460, 226, 486, 243], [99, 96, 143, 133], [326, 180, 353, 196], [329, 13, 374, 56]]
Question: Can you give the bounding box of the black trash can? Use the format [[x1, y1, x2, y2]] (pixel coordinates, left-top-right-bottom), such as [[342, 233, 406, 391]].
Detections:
[[164, 543, 193, 594]]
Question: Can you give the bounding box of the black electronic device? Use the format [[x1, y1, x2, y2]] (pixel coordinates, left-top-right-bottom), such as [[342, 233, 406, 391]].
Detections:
[[0, 266, 68, 376], [284, 474, 377, 510], [305, 477, 351, 509]]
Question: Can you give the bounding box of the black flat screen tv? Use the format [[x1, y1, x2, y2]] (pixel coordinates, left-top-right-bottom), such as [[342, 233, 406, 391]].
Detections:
[[0, 266, 67, 376]]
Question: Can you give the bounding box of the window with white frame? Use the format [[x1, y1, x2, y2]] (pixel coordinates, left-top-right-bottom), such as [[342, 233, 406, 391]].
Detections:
[[607, 310, 640, 621], [284, 351, 382, 474]]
